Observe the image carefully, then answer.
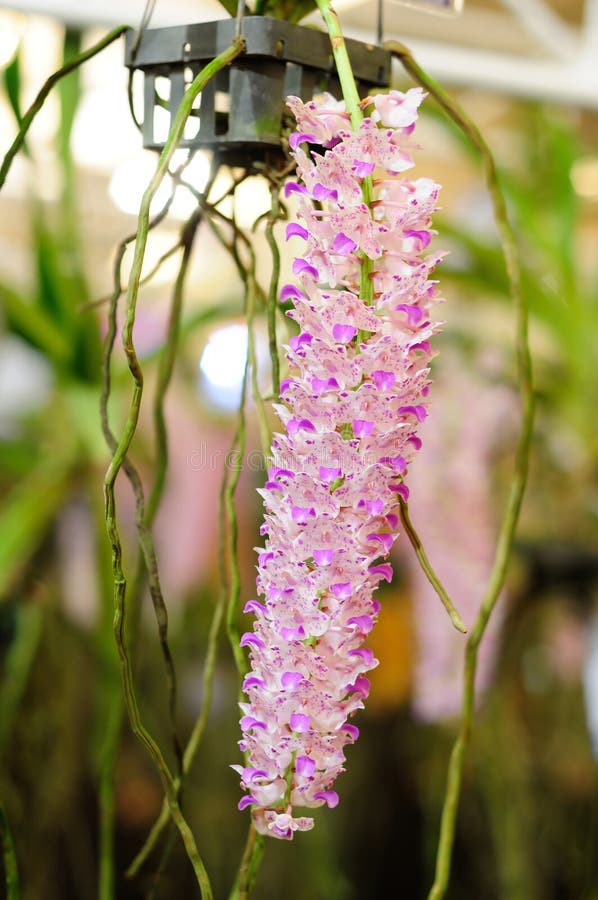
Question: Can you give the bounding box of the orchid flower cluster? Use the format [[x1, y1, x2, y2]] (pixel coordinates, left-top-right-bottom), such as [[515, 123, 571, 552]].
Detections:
[[233, 87, 443, 840]]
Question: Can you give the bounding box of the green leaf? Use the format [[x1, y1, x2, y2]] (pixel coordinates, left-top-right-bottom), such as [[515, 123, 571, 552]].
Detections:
[[0, 281, 72, 367], [2, 46, 30, 159], [0, 604, 43, 755], [0, 461, 72, 600], [214, 0, 239, 15], [32, 213, 73, 324], [62, 383, 109, 464], [0, 803, 20, 900], [0, 441, 40, 479], [3, 49, 23, 124]]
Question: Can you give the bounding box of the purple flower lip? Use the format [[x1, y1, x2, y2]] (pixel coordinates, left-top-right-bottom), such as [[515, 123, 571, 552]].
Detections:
[[313, 790, 339, 809], [268, 466, 295, 480], [281, 671, 304, 691], [366, 532, 394, 553], [332, 324, 357, 344], [240, 716, 267, 732], [341, 723, 360, 741], [347, 615, 374, 634], [372, 369, 396, 391], [312, 182, 338, 201], [268, 586, 294, 601], [389, 483, 410, 501], [289, 131, 317, 150], [281, 625, 306, 641], [311, 376, 339, 395], [318, 465, 342, 483], [352, 419, 374, 438], [313, 549, 334, 566], [284, 181, 308, 198], [353, 158, 375, 178], [238, 795, 256, 811], [242, 767, 268, 784], [295, 755, 316, 778], [291, 506, 316, 525], [242, 675, 266, 691], [409, 340, 430, 354], [244, 599, 266, 615], [346, 675, 371, 697], [332, 232, 358, 255], [293, 258, 319, 280], [404, 228, 431, 248], [287, 417, 316, 435], [289, 332, 313, 351], [290, 713, 310, 733], [286, 222, 309, 241], [369, 563, 393, 583], [398, 404, 427, 422], [379, 454, 407, 474], [280, 283, 304, 303], [330, 582, 352, 600], [358, 498, 383, 516], [395, 303, 424, 326], [348, 648, 375, 666], [240, 632, 265, 649], [264, 480, 283, 492]]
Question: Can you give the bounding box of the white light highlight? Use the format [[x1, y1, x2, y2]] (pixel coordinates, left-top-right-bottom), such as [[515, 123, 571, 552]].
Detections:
[[571, 156, 598, 200], [108, 149, 211, 219], [0, 11, 24, 67], [71, 88, 140, 171], [198, 324, 248, 412]]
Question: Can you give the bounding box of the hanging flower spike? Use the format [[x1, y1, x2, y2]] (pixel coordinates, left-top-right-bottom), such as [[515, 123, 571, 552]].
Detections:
[[235, 89, 444, 839]]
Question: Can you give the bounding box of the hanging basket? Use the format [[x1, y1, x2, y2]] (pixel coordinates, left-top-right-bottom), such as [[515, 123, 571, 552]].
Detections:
[[125, 16, 391, 167]]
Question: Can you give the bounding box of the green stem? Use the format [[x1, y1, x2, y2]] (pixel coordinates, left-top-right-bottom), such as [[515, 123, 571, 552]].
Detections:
[[98, 695, 121, 900], [113, 33, 244, 496], [226, 196, 270, 455], [103, 37, 245, 898], [314, 1, 361, 129], [135, 207, 206, 895], [265, 182, 281, 397], [123, 198, 212, 884], [126, 368, 250, 878], [104, 476, 213, 896], [0, 803, 19, 900], [146, 204, 204, 525], [83, 239, 182, 311], [0, 26, 129, 190], [398, 499, 467, 634], [246, 274, 270, 455], [382, 42, 534, 900], [229, 824, 265, 900], [225, 362, 250, 684], [97, 188, 179, 900], [314, 0, 373, 304]]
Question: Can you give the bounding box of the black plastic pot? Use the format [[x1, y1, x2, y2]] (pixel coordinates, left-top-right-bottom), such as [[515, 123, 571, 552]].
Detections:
[[125, 16, 390, 166]]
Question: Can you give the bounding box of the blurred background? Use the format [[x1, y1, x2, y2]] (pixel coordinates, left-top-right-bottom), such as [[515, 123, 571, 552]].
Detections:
[[0, 1, 597, 898]]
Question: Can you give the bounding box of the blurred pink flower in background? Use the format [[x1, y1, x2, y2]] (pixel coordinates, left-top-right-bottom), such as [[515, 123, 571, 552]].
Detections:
[[403, 351, 516, 721]]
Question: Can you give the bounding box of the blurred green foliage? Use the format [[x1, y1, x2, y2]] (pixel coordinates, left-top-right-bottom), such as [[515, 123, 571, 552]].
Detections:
[[0, 32, 105, 605], [437, 103, 598, 456]]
